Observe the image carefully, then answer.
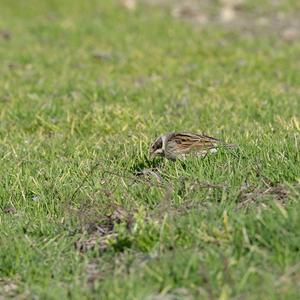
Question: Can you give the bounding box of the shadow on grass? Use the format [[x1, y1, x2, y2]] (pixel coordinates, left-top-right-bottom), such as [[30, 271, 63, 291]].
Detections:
[[130, 154, 165, 173]]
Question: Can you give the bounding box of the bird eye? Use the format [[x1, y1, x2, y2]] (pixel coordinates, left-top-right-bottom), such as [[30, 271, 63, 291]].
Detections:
[[151, 137, 162, 151]]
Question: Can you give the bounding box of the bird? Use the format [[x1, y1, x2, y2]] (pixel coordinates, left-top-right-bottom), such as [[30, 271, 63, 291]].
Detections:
[[149, 132, 235, 161]]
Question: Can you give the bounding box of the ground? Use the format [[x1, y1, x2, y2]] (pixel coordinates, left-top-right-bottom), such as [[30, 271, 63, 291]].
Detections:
[[0, 0, 300, 299]]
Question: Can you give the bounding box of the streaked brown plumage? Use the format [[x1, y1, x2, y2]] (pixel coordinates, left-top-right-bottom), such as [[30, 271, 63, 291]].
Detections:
[[149, 132, 235, 161]]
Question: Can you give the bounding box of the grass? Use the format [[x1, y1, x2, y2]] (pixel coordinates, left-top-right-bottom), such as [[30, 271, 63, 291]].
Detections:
[[0, 0, 300, 299]]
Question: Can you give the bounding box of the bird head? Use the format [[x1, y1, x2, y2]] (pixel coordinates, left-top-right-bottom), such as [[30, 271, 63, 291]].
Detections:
[[149, 136, 164, 159]]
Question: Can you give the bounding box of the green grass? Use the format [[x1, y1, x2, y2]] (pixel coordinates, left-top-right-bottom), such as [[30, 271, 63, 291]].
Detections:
[[0, 0, 300, 299]]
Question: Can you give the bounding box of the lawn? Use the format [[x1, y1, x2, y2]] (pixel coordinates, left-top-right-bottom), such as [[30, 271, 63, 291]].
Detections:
[[0, 0, 300, 299]]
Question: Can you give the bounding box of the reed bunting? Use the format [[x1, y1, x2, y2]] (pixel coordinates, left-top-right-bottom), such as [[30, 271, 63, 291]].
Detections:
[[149, 132, 235, 161]]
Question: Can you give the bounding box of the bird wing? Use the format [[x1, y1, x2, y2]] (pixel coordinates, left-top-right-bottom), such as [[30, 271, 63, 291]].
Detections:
[[166, 132, 220, 155]]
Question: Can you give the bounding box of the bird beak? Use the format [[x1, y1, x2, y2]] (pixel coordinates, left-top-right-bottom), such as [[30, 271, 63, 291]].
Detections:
[[149, 149, 164, 159], [149, 151, 156, 160]]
